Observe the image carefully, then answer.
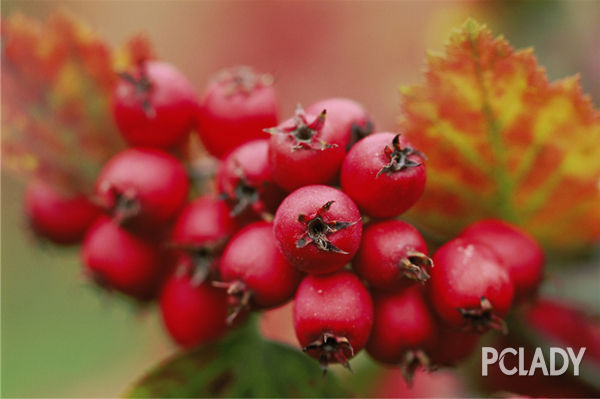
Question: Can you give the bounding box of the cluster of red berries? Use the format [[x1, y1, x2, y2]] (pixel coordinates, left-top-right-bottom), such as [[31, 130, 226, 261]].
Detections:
[[24, 61, 545, 377]]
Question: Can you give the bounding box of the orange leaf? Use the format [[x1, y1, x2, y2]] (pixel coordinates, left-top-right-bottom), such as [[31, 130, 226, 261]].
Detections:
[[401, 19, 600, 251]]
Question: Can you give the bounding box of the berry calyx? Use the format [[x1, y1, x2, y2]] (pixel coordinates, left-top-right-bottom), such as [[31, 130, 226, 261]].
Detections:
[[341, 132, 426, 218], [197, 66, 279, 158], [353, 220, 432, 291], [377, 134, 425, 176], [268, 107, 351, 191], [274, 185, 362, 274], [293, 271, 373, 373], [428, 238, 514, 333], [216, 139, 286, 218], [296, 200, 358, 254], [266, 105, 332, 151]]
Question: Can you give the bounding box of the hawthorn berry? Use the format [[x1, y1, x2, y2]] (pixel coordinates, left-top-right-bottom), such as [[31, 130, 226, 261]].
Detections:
[[160, 270, 228, 348], [25, 179, 101, 245], [216, 221, 302, 324], [353, 220, 432, 291], [95, 148, 189, 231], [428, 238, 514, 333], [428, 325, 480, 367], [82, 216, 166, 299], [197, 66, 278, 158], [293, 271, 373, 371], [306, 97, 373, 149], [273, 185, 362, 274], [460, 219, 545, 302], [267, 105, 350, 191], [341, 132, 426, 218], [112, 61, 197, 148], [169, 195, 238, 283], [216, 139, 286, 218], [367, 286, 436, 381]]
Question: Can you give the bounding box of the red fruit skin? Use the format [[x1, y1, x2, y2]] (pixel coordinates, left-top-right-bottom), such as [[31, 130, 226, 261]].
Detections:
[[268, 111, 350, 192], [306, 97, 373, 147], [273, 185, 362, 274], [428, 238, 514, 327], [219, 222, 303, 308], [25, 179, 101, 245], [216, 139, 286, 216], [427, 324, 480, 366], [460, 219, 545, 302], [353, 220, 430, 291], [197, 67, 278, 158], [82, 217, 165, 299], [171, 195, 237, 246], [341, 132, 426, 218], [293, 271, 374, 360], [366, 286, 436, 364], [112, 61, 197, 148], [160, 273, 228, 348], [95, 148, 189, 231]]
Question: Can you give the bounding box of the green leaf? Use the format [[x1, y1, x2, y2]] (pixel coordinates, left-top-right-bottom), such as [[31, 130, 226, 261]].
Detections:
[[124, 319, 347, 398]]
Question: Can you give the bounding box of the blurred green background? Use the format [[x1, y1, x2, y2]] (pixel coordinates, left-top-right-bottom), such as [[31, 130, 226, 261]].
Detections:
[[2, 1, 599, 397]]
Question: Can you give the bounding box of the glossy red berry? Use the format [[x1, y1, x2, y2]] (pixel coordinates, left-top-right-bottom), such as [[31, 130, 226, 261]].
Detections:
[[197, 66, 278, 158], [82, 217, 165, 299], [353, 220, 432, 291], [160, 271, 228, 348], [341, 132, 426, 218], [293, 271, 373, 371], [95, 148, 189, 231], [216, 139, 286, 217], [112, 61, 197, 148], [273, 185, 362, 274], [267, 106, 350, 191], [428, 238, 514, 333], [460, 219, 545, 302], [170, 195, 238, 283], [25, 179, 101, 245], [216, 222, 303, 323], [306, 97, 373, 149], [367, 286, 436, 380]]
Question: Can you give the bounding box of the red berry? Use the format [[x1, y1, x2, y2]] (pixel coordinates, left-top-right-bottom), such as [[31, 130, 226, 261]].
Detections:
[[460, 219, 545, 302], [428, 238, 514, 333], [197, 66, 278, 158], [273, 185, 362, 274], [353, 220, 432, 291], [341, 132, 426, 218], [293, 271, 373, 371], [112, 61, 197, 148], [82, 217, 165, 299], [95, 148, 189, 231], [160, 272, 228, 348], [427, 325, 480, 367], [25, 179, 101, 245], [170, 195, 238, 283], [367, 286, 436, 381], [268, 106, 350, 191], [217, 222, 303, 323], [306, 97, 373, 149], [216, 139, 286, 217]]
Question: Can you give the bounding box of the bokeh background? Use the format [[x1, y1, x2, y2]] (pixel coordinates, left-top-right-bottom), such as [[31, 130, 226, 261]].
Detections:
[[2, 1, 599, 397]]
